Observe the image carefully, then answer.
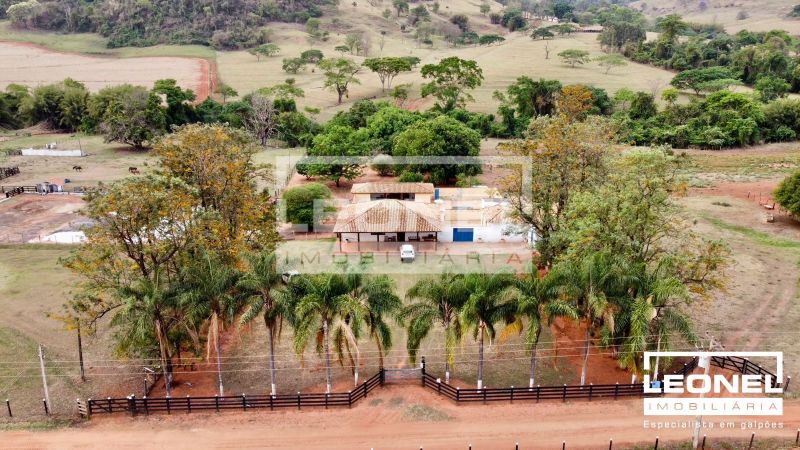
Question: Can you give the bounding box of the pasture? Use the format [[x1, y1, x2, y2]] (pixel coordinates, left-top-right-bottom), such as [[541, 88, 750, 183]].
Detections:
[[218, 29, 676, 121], [0, 21, 216, 58], [0, 134, 152, 186], [631, 0, 800, 34], [0, 41, 210, 98]]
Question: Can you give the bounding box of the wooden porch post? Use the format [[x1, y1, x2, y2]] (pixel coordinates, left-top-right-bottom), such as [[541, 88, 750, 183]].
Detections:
[[377, 234, 381, 252], [338, 233, 342, 252], [357, 232, 361, 252], [434, 232, 437, 251]]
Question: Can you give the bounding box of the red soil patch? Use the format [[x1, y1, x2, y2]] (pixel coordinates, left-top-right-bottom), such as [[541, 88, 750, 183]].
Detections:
[[550, 317, 634, 385], [690, 179, 781, 203]]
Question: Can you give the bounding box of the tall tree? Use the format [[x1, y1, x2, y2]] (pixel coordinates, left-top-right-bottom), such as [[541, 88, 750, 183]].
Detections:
[[243, 93, 278, 146], [344, 273, 401, 369], [502, 268, 578, 387], [98, 87, 166, 149], [293, 274, 366, 392], [363, 57, 413, 91], [400, 274, 469, 383], [238, 251, 293, 396], [152, 124, 280, 258], [614, 259, 696, 375], [62, 176, 203, 395], [420, 57, 483, 111], [319, 58, 361, 104], [181, 251, 242, 396], [557, 49, 590, 68], [114, 275, 182, 397], [499, 115, 612, 266], [461, 272, 517, 389], [549, 252, 628, 386], [392, 115, 481, 184], [306, 125, 370, 187]]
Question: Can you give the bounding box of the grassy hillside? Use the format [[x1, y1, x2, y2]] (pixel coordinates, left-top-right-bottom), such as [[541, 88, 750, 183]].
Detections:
[[630, 0, 800, 34], [219, 27, 676, 121], [0, 21, 216, 59]]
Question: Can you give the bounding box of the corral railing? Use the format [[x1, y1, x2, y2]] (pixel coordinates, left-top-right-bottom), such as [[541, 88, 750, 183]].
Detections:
[[1, 185, 90, 194], [82, 370, 383, 418], [0, 167, 20, 181], [672, 355, 784, 388], [420, 373, 656, 403], [86, 353, 793, 419]]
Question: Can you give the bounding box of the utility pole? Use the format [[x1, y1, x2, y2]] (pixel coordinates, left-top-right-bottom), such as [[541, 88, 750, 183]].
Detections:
[[38, 344, 51, 412], [691, 354, 710, 449], [692, 334, 723, 449], [77, 323, 86, 382]]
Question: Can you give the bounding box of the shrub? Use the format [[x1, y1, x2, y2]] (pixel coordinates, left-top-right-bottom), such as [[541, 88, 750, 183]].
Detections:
[[370, 154, 395, 176], [398, 171, 424, 182], [775, 171, 800, 216], [283, 182, 333, 231]]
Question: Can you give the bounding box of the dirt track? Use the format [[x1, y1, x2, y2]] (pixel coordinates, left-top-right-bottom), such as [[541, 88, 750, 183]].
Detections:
[[4, 386, 800, 450]]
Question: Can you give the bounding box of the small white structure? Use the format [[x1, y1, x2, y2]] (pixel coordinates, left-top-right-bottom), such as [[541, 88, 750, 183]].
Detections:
[[21, 143, 85, 157], [35, 231, 87, 244]]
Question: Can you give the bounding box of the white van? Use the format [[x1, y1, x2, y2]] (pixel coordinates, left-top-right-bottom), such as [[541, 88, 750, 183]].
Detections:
[[400, 244, 415, 262]]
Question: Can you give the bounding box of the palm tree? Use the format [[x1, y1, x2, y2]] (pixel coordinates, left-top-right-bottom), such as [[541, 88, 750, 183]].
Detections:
[[614, 259, 697, 376], [461, 272, 517, 389], [551, 252, 629, 386], [181, 251, 242, 396], [503, 267, 578, 387], [114, 273, 180, 397], [293, 273, 366, 393], [343, 272, 401, 382], [238, 251, 293, 396], [400, 273, 469, 383]]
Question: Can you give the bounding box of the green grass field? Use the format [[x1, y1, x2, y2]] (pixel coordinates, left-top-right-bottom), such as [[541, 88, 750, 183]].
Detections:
[[0, 21, 216, 59]]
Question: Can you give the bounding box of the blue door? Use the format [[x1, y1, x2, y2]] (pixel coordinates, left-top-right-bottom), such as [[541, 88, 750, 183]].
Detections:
[[452, 228, 474, 242], [434, 188, 440, 200]]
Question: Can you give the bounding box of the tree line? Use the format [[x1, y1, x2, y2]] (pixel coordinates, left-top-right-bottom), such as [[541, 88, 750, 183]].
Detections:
[[2, 0, 331, 49], [491, 72, 800, 149], [0, 77, 319, 149]]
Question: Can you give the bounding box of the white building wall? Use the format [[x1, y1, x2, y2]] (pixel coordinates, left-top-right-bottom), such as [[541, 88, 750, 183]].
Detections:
[[21, 149, 85, 157], [440, 224, 528, 243]]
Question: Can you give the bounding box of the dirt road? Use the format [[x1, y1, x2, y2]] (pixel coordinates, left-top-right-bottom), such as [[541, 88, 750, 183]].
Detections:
[[4, 386, 800, 450]]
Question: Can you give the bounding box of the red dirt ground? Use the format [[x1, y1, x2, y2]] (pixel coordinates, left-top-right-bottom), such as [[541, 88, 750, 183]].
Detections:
[[4, 389, 799, 449]]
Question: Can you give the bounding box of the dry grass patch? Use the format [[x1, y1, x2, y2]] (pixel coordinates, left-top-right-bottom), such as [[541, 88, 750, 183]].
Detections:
[[0, 41, 208, 95], [218, 29, 676, 121]]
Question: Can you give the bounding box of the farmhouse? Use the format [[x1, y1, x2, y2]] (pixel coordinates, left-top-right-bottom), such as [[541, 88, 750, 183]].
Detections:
[[333, 182, 532, 252]]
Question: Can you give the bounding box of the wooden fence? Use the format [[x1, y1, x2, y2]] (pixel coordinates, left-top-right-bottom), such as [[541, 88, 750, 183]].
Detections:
[[81, 370, 384, 418], [673, 355, 786, 388], [1, 185, 90, 195], [420, 373, 656, 403], [0, 167, 20, 181], [77, 354, 786, 419]]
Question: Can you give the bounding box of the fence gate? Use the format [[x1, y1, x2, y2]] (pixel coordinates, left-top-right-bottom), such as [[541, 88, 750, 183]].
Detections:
[[76, 399, 89, 419], [382, 367, 422, 383]]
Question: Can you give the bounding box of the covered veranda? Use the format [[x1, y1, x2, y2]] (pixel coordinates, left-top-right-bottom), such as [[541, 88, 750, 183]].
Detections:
[[333, 199, 441, 253]]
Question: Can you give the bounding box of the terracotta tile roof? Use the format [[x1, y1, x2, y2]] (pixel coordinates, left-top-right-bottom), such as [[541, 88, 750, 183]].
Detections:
[[333, 199, 441, 233], [350, 182, 434, 194]]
